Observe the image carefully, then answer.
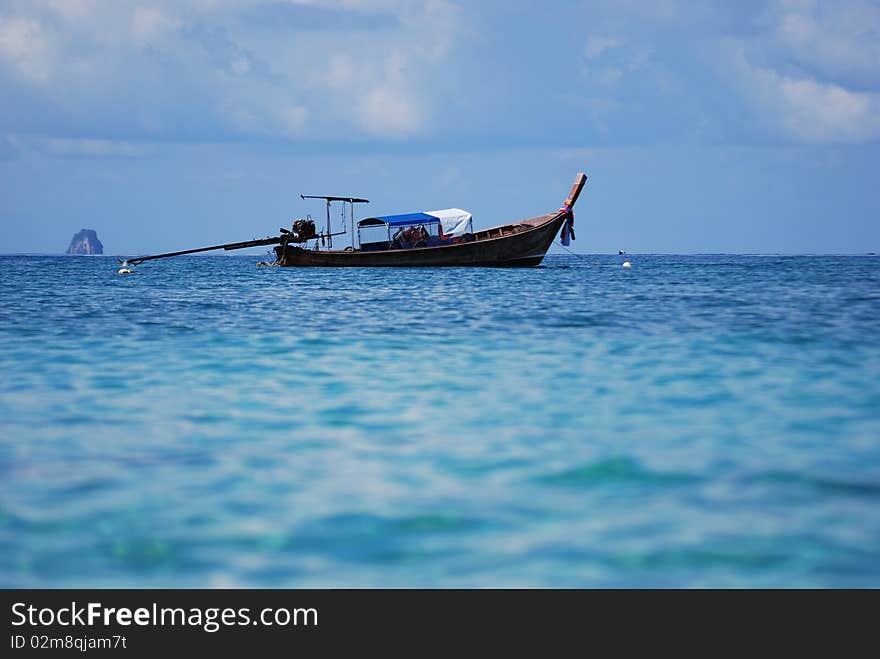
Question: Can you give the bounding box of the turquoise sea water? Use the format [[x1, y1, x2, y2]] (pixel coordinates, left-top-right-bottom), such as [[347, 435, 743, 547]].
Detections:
[[1, 253, 878, 587]]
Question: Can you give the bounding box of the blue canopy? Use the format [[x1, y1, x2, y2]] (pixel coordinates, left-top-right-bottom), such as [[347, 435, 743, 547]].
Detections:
[[359, 212, 440, 227]]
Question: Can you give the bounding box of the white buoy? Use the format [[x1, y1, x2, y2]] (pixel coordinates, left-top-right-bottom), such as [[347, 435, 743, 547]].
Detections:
[[117, 268, 134, 275], [622, 261, 632, 268]]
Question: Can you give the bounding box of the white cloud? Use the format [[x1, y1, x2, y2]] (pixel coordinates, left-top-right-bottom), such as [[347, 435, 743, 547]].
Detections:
[[131, 6, 181, 44], [278, 105, 309, 133], [584, 35, 620, 60], [358, 84, 421, 137], [46, 0, 97, 21], [218, 96, 308, 138], [24, 136, 153, 157], [0, 16, 52, 82], [307, 2, 462, 138], [0, 133, 18, 160], [771, 0, 880, 83], [574, 0, 880, 144], [734, 50, 880, 143], [0, 1, 462, 143], [581, 34, 651, 93], [319, 51, 423, 137], [717, 1, 880, 143], [229, 55, 251, 76]]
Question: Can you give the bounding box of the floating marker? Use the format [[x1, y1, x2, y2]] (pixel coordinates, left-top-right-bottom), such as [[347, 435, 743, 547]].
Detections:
[[622, 261, 632, 268]]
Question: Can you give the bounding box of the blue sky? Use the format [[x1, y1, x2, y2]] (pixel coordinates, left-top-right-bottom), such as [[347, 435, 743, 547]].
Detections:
[[1, 0, 878, 254]]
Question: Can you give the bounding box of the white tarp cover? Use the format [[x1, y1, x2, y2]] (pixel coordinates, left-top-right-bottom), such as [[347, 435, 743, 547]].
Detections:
[[428, 208, 473, 237]]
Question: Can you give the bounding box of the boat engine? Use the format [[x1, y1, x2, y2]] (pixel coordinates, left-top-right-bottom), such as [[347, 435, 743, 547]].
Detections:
[[287, 218, 317, 243]]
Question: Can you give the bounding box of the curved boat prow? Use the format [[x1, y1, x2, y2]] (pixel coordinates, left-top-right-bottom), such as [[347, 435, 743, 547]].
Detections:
[[565, 173, 588, 209], [557, 173, 587, 248]]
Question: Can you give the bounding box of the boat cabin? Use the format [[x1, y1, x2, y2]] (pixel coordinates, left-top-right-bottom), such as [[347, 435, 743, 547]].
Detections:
[[357, 209, 474, 251]]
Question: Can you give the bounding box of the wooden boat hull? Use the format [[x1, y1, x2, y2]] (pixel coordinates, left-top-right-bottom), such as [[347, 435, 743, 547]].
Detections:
[[275, 211, 566, 267]]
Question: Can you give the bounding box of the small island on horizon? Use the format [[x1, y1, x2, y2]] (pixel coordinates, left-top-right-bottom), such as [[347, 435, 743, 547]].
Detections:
[[66, 229, 103, 255]]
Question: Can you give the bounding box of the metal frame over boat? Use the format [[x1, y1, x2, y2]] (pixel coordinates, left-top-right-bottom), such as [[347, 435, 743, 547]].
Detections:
[[121, 173, 586, 269]]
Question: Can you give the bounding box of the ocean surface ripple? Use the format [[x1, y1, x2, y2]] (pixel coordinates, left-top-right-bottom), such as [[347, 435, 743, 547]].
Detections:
[[1, 254, 878, 587]]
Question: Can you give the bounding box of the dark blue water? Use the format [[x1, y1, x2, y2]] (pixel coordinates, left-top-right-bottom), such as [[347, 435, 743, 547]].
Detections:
[[1, 254, 878, 587]]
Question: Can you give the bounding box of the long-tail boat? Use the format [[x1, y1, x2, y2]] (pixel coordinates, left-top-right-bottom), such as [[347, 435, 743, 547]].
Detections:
[[122, 173, 586, 269]]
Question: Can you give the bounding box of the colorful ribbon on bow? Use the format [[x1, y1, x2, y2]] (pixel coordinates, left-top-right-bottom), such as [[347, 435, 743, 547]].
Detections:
[[559, 202, 575, 246]]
